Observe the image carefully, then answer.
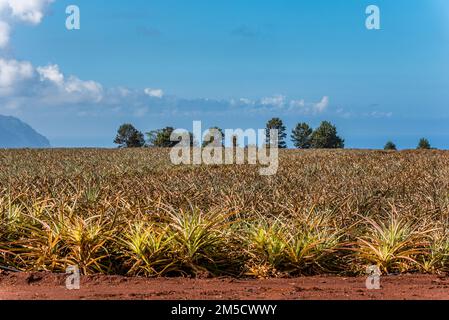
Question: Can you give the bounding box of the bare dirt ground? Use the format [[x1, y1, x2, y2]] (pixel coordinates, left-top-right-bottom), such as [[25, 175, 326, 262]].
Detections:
[[1, 272, 449, 300]]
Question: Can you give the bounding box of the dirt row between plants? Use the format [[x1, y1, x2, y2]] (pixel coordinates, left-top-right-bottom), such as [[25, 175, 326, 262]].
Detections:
[[1, 272, 449, 300]]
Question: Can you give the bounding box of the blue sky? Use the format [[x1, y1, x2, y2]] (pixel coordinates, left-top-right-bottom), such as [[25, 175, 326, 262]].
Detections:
[[1, 0, 448, 148]]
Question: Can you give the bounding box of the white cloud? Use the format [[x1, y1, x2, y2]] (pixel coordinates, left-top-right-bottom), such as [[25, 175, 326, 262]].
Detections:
[[0, 21, 10, 48], [0, 60, 103, 106], [229, 97, 255, 107], [289, 99, 305, 109], [313, 96, 329, 113], [0, 0, 53, 24], [65, 76, 102, 97], [0, 0, 53, 48], [0, 58, 34, 95], [116, 87, 131, 97], [234, 94, 332, 116], [261, 95, 286, 108], [144, 88, 164, 98], [36, 64, 103, 103], [239, 98, 254, 105], [37, 64, 64, 86], [259, 95, 328, 114]]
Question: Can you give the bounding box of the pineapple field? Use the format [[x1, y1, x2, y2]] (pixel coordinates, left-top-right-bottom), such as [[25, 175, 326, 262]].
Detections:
[[1, 148, 449, 278]]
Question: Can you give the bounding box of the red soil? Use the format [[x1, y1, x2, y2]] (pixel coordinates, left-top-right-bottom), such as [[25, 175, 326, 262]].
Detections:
[[1, 271, 449, 300]]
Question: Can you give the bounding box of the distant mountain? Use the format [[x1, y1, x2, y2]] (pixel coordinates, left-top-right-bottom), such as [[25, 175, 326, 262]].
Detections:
[[0, 115, 50, 148]]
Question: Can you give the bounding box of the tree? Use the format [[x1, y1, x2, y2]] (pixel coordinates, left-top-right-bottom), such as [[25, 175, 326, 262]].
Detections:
[[291, 122, 312, 149], [310, 121, 344, 149], [265, 118, 287, 148], [147, 127, 196, 147], [146, 127, 177, 148], [384, 141, 397, 151], [202, 127, 224, 148], [114, 124, 145, 148], [417, 138, 431, 150]]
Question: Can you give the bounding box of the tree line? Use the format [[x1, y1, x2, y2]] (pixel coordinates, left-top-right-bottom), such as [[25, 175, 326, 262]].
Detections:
[[114, 118, 433, 150], [384, 138, 432, 151]]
